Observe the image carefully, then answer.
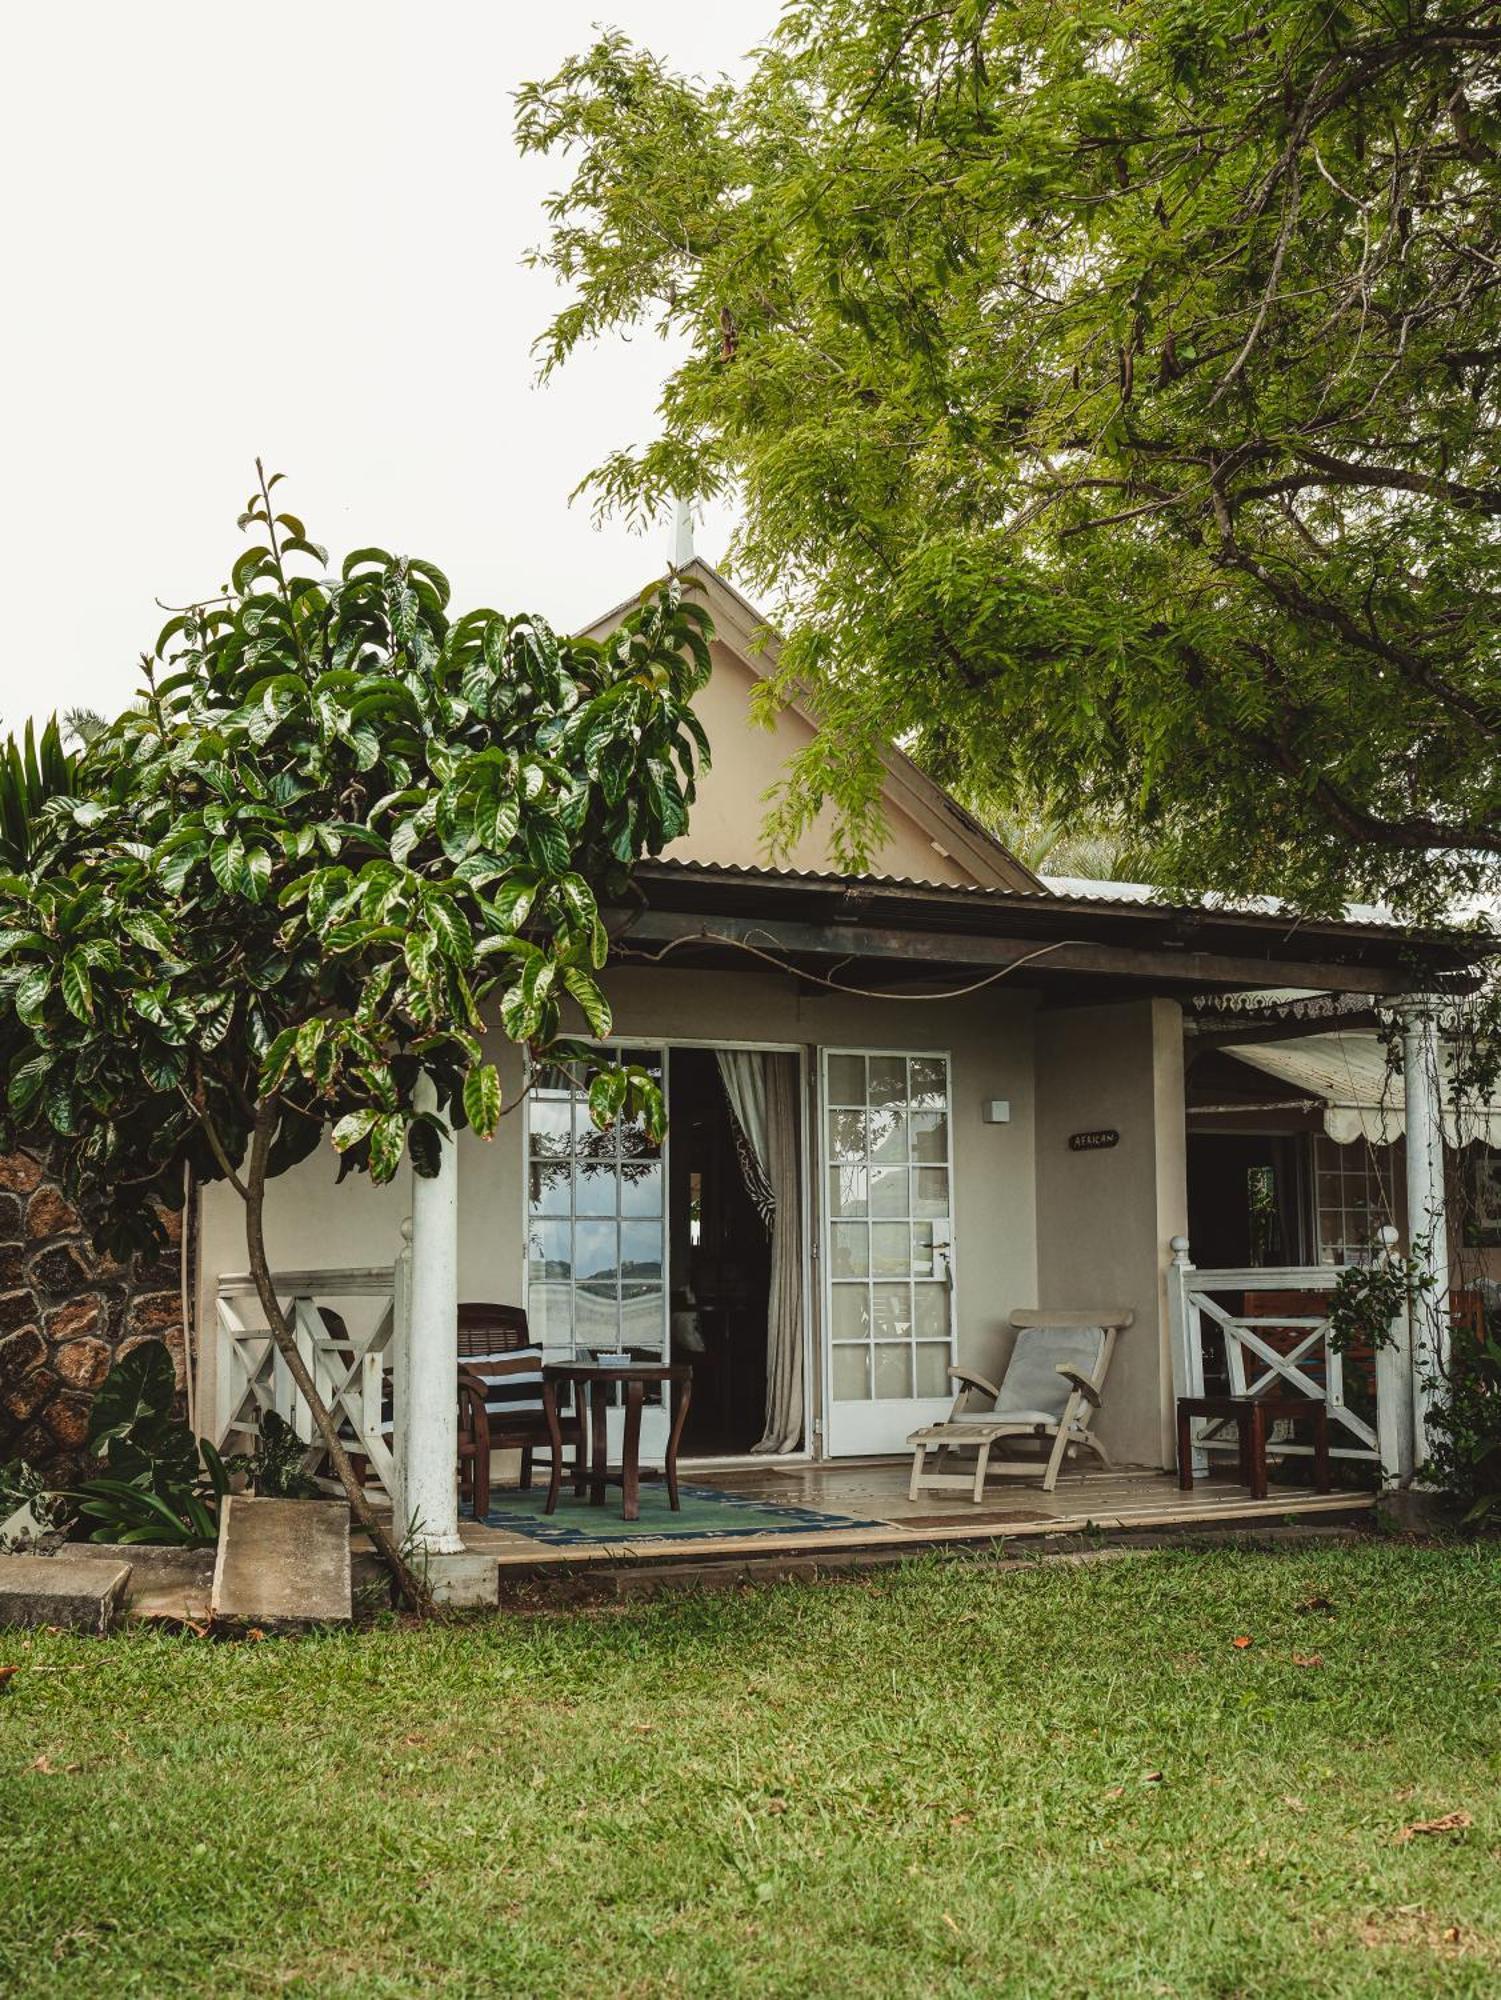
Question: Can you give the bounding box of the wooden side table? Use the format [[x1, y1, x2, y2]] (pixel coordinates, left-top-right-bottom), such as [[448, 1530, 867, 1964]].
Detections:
[[1177, 1393, 1331, 1499], [542, 1361, 693, 1521]]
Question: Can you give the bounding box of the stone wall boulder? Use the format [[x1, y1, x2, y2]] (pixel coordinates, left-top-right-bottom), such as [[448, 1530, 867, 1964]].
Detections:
[[0, 1152, 185, 1483]]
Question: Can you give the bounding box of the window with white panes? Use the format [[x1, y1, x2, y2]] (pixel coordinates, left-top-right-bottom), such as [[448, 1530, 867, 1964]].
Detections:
[[525, 1049, 666, 1356], [1313, 1134, 1402, 1266], [825, 1051, 954, 1403]]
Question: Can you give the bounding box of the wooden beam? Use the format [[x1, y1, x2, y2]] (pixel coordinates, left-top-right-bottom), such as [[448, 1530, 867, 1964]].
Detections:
[[1188, 1010, 1382, 1051], [617, 908, 1417, 997]]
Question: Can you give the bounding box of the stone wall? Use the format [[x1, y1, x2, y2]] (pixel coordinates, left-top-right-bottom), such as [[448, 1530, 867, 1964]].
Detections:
[[0, 1152, 185, 1483]]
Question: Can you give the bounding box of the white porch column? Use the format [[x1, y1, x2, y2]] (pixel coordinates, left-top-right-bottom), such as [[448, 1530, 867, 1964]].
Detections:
[[1400, 998, 1450, 1467], [399, 1078, 463, 1554], [1373, 1224, 1414, 1489]]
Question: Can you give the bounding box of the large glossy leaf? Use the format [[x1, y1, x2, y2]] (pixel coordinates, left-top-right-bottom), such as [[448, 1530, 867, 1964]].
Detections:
[[60, 950, 93, 1021], [462, 1061, 503, 1139], [368, 1111, 406, 1183], [88, 1339, 178, 1451], [121, 910, 175, 957], [562, 966, 611, 1038]]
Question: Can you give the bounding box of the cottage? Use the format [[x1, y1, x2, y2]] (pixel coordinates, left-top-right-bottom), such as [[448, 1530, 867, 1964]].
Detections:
[[196, 551, 1488, 1568]]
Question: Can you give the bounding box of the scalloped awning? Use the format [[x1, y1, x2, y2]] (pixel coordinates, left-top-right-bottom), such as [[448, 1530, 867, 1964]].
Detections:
[[1226, 1032, 1501, 1148]]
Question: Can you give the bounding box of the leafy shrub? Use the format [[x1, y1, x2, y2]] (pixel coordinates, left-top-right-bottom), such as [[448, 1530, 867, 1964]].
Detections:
[[0, 1457, 68, 1550], [247, 1410, 318, 1499], [70, 1340, 230, 1547], [1420, 1319, 1501, 1526]]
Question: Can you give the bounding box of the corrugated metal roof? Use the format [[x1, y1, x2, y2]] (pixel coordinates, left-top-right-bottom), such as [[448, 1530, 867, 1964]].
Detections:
[[633, 857, 1481, 949]]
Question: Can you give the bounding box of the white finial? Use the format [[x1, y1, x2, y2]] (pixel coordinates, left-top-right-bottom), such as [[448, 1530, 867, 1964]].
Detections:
[[668, 497, 694, 569]]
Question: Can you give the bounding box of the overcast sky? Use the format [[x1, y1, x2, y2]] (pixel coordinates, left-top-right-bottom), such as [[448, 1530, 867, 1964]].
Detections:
[[0, 2, 761, 730]]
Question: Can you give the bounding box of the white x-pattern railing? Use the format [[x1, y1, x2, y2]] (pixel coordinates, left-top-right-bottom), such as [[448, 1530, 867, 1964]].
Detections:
[[1167, 1237, 1407, 1481], [214, 1267, 398, 1498]]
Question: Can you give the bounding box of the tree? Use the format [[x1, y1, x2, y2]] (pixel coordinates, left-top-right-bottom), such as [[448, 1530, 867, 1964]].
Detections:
[[519, 0, 1501, 918], [0, 467, 712, 1601]]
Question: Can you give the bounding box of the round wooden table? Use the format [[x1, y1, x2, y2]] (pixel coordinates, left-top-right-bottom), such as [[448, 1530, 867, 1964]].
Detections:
[[542, 1361, 693, 1520]]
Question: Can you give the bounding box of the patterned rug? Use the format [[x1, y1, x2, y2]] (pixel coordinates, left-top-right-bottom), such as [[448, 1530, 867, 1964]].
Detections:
[[473, 1482, 888, 1545]]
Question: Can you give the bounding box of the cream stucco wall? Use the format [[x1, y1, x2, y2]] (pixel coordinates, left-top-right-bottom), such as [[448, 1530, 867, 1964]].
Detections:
[[663, 640, 979, 886], [197, 966, 1041, 1451], [1033, 999, 1189, 1469]]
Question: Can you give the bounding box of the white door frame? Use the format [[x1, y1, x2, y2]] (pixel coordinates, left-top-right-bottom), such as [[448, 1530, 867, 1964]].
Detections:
[[818, 1046, 959, 1458]]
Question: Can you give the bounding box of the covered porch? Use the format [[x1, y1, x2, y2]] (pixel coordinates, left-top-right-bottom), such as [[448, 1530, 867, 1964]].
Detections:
[[197, 861, 1484, 1575]]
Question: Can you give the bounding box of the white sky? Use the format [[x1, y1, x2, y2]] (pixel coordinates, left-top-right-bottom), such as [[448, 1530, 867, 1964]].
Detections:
[[0, 1, 762, 731]]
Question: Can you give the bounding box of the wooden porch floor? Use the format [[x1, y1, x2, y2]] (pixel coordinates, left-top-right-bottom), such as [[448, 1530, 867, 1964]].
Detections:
[[460, 1459, 1374, 1575]]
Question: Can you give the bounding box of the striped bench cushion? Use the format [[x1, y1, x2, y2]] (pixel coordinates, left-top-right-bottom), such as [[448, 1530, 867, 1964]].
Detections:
[[466, 1346, 546, 1419]]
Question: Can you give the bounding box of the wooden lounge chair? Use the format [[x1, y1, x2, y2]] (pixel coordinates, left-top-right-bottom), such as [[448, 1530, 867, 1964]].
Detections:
[[907, 1308, 1134, 1501]]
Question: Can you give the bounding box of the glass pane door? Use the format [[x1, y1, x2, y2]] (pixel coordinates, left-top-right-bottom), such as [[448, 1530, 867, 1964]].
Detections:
[[525, 1047, 670, 1462], [526, 1047, 667, 1356], [822, 1050, 955, 1455]]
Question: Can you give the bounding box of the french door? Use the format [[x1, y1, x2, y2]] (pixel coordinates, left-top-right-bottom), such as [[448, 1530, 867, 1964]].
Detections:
[[524, 1047, 670, 1463], [822, 1049, 956, 1455]]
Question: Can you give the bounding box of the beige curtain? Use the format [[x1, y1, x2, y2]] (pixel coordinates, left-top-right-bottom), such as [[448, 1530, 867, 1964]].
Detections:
[[717, 1051, 804, 1453]]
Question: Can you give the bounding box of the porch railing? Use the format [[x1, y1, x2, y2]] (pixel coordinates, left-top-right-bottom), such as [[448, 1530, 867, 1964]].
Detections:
[[1167, 1231, 1409, 1484], [214, 1267, 399, 1499]]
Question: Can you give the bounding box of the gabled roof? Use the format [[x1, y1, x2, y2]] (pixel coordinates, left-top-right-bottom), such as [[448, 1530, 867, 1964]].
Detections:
[[582, 557, 1044, 895]]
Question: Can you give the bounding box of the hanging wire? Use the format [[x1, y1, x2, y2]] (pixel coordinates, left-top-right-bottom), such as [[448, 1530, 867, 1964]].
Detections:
[[615, 927, 1094, 1001]]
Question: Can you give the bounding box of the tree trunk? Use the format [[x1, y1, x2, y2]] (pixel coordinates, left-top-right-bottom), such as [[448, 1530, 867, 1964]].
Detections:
[[244, 1100, 431, 1613]]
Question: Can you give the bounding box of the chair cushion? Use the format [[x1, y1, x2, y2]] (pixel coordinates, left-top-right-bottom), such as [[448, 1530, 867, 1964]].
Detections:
[[994, 1325, 1106, 1422], [467, 1346, 545, 1418], [948, 1408, 1061, 1429]]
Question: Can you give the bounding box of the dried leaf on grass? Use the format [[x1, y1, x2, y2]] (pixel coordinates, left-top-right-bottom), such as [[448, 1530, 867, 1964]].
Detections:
[[0, 1664, 19, 1691], [1291, 1652, 1325, 1668], [1397, 1810, 1473, 1843]]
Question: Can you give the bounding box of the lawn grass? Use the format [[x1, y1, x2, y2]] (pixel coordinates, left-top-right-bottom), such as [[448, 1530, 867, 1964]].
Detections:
[[2, 1540, 1500, 1998]]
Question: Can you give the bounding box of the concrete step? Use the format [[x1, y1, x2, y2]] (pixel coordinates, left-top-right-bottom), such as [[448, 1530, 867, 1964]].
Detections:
[[0, 1552, 133, 1634], [85, 1542, 217, 1624], [210, 1496, 352, 1631]]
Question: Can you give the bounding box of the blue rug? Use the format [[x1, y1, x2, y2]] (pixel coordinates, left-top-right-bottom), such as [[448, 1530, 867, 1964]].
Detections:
[[473, 1481, 887, 1545]]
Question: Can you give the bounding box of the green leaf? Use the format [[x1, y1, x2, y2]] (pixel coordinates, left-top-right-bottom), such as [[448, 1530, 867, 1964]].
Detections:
[[407, 1117, 442, 1178], [260, 1027, 299, 1091], [140, 1040, 186, 1090], [588, 1066, 627, 1130], [462, 1061, 503, 1139], [208, 835, 244, 896], [295, 1017, 326, 1079], [332, 1108, 379, 1151], [368, 1112, 406, 1183], [61, 950, 94, 1021], [324, 920, 373, 955], [487, 871, 539, 933], [562, 966, 612, 1038], [425, 894, 473, 965], [241, 846, 273, 903], [121, 911, 175, 957], [524, 815, 571, 874], [14, 965, 51, 1026], [7, 1053, 52, 1114]]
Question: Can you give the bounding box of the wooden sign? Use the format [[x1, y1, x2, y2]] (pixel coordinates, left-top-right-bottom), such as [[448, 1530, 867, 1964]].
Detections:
[[1068, 1128, 1119, 1153]]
